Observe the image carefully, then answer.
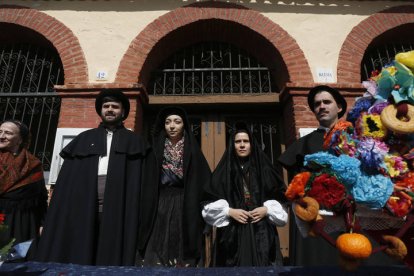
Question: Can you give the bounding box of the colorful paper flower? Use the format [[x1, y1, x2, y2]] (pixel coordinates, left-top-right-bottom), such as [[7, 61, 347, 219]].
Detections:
[[368, 100, 389, 115], [330, 155, 361, 190], [323, 121, 353, 149], [356, 138, 389, 174], [304, 153, 361, 190], [395, 171, 414, 190], [356, 113, 387, 140], [328, 130, 358, 157], [352, 174, 394, 209], [306, 173, 346, 210], [304, 152, 335, 170], [285, 172, 311, 201], [381, 154, 409, 178], [386, 191, 413, 217], [362, 80, 378, 97], [347, 97, 374, 125]]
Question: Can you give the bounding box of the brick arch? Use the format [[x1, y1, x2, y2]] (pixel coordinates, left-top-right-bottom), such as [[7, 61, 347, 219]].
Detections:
[[338, 5, 414, 84], [0, 5, 88, 84], [116, 1, 311, 87]]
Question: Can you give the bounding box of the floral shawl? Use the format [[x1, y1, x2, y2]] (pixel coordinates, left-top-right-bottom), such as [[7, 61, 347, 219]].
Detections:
[[162, 137, 184, 179], [0, 148, 44, 195]]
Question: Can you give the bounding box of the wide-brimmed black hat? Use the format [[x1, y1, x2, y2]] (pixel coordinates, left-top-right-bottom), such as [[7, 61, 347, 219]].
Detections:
[[95, 89, 130, 120], [307, 85, 347, 119]]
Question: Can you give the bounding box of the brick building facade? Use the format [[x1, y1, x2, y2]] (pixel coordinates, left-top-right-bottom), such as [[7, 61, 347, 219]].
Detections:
[[1, 0, 413, 262]]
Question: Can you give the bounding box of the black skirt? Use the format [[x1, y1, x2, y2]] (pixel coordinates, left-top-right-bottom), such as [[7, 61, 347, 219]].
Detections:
[[213, 218, 283, 267], [143, 186, 194, 267]]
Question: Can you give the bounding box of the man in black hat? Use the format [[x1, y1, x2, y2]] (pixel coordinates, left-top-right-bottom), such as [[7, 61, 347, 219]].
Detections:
[[35, 89, 149, 266], [278, 85, 347, 266], [278, 85, 347, 173]]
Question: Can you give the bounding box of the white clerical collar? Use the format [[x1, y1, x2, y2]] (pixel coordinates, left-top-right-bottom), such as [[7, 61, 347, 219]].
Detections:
[[317, 126, 330, 133]]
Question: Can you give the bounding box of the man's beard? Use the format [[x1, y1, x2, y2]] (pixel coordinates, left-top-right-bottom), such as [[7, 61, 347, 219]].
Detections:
[[101, 113, 123, 126]]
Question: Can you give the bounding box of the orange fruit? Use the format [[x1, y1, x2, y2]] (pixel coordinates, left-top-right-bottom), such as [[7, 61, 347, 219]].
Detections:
[[336, 233, 372, 259]]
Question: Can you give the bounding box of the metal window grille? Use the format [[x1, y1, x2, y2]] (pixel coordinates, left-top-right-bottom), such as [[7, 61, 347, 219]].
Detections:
[[361, 43, 414, 81], [0, 44, 64, 171], [149, 42, 276, 95]]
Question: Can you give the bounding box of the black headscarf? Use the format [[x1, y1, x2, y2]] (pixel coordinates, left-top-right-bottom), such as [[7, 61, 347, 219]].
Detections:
[[203, 123, 286, 266], [138, 106, 211, 260], [204, 123, 286, 208]]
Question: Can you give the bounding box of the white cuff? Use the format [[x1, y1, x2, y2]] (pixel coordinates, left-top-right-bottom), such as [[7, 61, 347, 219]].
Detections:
[[264, 200, 288, 226], [202, 199, 230, 227]]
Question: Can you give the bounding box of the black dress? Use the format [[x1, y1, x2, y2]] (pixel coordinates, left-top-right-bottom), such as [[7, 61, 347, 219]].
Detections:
[[203, 126, 286, 266], [138, 107, 211, 266], [0, 181, 47, 245]]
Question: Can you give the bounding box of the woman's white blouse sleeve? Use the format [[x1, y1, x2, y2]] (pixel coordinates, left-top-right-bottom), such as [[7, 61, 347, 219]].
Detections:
[[202, 199, 230, 227], [263, 200, 288, 226]]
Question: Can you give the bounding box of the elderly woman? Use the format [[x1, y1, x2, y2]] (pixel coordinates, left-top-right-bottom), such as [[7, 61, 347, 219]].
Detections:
[[202, 124, 288, 266], [0, 120, 48, 247], [138, 107, 211, 267]]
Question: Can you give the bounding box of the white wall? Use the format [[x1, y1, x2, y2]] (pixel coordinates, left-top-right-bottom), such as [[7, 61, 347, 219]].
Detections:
[[2, 0, 409, 83]]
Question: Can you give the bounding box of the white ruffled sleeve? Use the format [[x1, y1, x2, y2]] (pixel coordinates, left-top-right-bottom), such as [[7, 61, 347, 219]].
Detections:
[[263, 200, 288, 226], [202, 199, 230, 227]]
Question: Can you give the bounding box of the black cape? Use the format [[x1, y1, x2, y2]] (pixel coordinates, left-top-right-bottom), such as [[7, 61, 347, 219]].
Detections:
[[35, 124, 149, 266], [138, 107, 211, 263], [278, 129, 324, 174], [203, 126, 286, 266]]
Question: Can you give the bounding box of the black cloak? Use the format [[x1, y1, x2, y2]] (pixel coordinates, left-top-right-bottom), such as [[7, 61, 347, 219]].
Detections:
[[35, 124, 149, 266], [138, 107, 211, 264], [203, 124, 286, 266], [278, 129, 325, 174]]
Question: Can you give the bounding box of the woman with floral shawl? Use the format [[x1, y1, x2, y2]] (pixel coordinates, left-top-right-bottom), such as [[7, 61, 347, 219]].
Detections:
[[202, 123, 288, 266], [137, 107, 211, 267], [0, 120, 48, 251]]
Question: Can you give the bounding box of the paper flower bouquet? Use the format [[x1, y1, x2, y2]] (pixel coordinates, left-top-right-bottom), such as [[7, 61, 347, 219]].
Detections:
[[285, 50, 414, 270]]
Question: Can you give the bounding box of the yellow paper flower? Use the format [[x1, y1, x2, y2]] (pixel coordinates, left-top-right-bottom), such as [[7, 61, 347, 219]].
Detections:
[[361, 114, 387, 139], [383, 154, 408, 178]]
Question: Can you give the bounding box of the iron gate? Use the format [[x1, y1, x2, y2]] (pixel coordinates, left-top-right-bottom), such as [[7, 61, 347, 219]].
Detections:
[[0, 43, 64, 171], [361, 43, 414, 81], [149, 41, 276, 95]]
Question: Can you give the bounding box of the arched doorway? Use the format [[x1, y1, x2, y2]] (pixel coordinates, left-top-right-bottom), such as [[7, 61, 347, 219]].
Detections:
[[0, 23, 64, 172], [120, 2, 310, 264], [361, 23, 414, 81], [144, 41, 283, 170], [143, 39, 287, 265]]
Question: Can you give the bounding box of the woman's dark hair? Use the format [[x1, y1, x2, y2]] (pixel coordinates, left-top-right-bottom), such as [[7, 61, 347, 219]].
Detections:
[[152, 106, 188, 138], [0, 119, 31, 149]]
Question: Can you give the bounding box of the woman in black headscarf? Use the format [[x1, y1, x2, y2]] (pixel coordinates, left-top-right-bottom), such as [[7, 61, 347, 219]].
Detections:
[[137, 107, 211, 267], [202, 123, 287, 266]]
